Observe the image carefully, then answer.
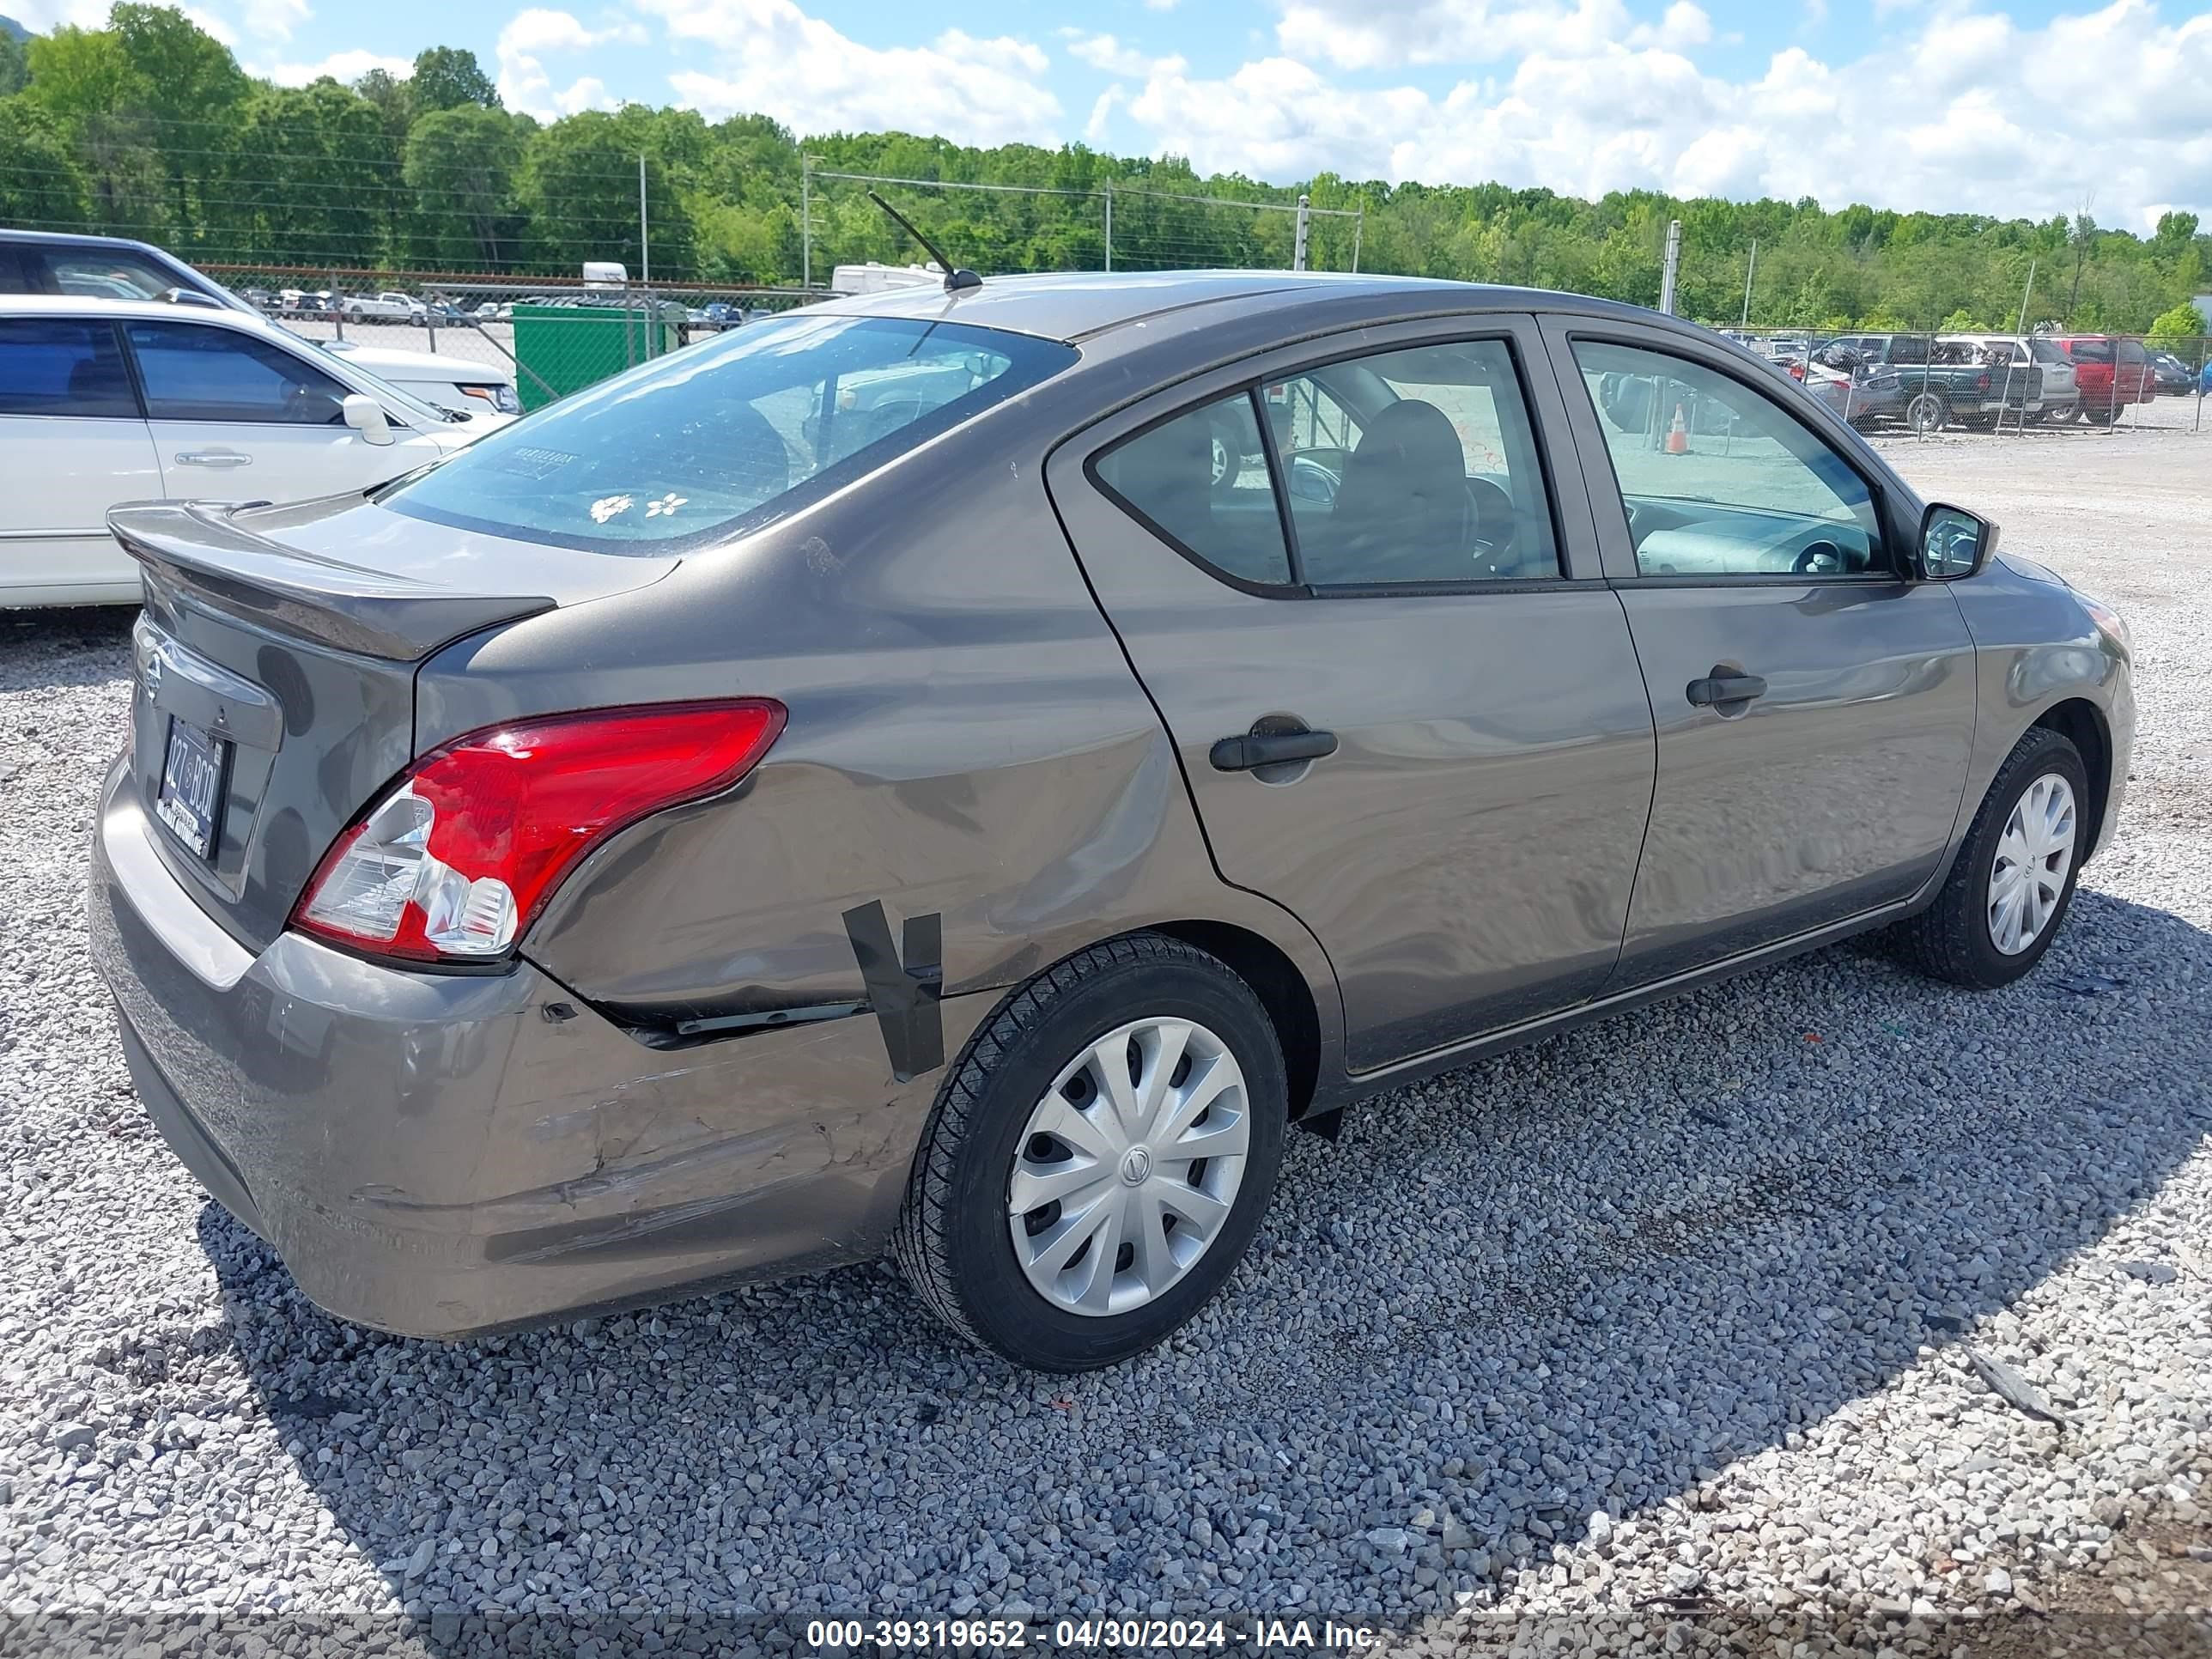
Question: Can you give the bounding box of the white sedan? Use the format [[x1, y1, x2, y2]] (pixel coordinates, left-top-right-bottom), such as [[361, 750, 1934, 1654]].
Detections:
[[0, 297, 510, 608]]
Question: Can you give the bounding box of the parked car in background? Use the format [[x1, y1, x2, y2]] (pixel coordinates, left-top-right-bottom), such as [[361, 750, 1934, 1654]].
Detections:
[[86, 273, 2130, 1371], [338, 292, 423, 324], [0, 296, 504, 606], [701, 301, 744, 330], [2149, 351, 2197, 397], [1824, 332, 2037, 432], [2051, 336, 2155, 424], [0, 232, 519, 418], [1796, 343, 1905, 426]]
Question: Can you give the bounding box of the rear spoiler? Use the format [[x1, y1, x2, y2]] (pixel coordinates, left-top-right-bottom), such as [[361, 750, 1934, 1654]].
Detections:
[[111, 499, 554, 662]]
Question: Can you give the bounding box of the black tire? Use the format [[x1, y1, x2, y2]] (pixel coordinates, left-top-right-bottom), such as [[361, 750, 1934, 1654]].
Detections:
[[1882, 726, 2089, 989], [2084, 403, 2118, 427], [892, 933, 1287, 1371], [1905, 392, 1949, 434]]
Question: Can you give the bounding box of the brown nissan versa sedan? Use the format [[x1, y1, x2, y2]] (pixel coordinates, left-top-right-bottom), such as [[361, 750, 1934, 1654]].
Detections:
[[89, 272, 2134, 1371]]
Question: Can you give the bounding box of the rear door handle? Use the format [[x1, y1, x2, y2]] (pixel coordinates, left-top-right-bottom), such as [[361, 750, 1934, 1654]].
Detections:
[[175, 451, 252, 468], [1210, 729, 1339, 771], [1686, 671, 1768, 708]]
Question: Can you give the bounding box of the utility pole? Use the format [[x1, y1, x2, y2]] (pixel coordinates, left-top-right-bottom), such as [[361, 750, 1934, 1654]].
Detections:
[[1740, 239, 1757, 327], [801, 154, 817, 290], [1103, 187, 1112, 272], [638, 153, 649, 284], [1659, 218, 1682, 316], [1352, 209, 1364, 274], [1293, 193, 1310, 272]]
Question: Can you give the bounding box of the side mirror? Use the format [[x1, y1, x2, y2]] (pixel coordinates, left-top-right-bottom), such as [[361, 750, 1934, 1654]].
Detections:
[[342, 393, 394, 447], [1917, 501, 1996, 580]]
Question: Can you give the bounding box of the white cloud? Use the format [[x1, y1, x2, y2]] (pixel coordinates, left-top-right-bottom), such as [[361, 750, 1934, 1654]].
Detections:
[[1060, 30, 1185, 79], [241, 0, 311, 40], [258, 47, 413, 86], [1274, 0, 1638, 70], [1630, 1, 1711, 48], [1085, 84, 1125, 144], [1106, 0, 2212, 228], [495, 8, 641, 119], [643, 0, 1060, 148]]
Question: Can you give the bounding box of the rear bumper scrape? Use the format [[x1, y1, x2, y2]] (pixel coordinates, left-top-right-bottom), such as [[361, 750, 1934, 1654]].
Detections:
[[88, 759, 987, 1339]]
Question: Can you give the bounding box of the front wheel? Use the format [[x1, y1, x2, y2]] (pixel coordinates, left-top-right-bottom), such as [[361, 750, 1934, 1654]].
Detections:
[[1881, 726, 2089, 988], [1905, 392, 1949, 434], [894, 935, 1286, 1370]]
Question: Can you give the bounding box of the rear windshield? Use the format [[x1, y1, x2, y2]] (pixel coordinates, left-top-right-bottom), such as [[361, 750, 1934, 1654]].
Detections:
[[2030, 339, 2069, 364], [383, 313, 1076, 552], [2063, 339, 2114, 364]]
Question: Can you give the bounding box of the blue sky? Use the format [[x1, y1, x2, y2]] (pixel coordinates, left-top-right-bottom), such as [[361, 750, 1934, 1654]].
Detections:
[[15, 0, 2212, 226]]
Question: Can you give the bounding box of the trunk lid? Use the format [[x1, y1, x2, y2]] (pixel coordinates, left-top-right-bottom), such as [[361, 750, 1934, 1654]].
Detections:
[[112, 493, 678, 951]]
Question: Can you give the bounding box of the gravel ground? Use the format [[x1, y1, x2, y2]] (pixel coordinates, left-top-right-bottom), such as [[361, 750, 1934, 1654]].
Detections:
[[2, 430, 2208, 1657]]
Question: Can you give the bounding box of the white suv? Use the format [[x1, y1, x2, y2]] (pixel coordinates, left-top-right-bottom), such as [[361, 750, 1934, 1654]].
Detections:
[[0, 297, 507, 607], [0, 232, 519, 417]]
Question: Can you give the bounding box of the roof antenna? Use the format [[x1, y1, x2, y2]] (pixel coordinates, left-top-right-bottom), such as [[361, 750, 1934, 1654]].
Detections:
[[866, 190, 982, 294]]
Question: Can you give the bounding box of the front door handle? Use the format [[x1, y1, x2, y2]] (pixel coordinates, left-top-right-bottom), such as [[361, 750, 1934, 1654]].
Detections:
[[1210, 728, 1339, 771], [1686, 670, 1768, 708], [174, 450, 252, 468]]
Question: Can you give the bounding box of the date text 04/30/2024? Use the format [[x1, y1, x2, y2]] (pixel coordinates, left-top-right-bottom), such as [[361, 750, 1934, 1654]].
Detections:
[[804, 1619, 1382, 1650]]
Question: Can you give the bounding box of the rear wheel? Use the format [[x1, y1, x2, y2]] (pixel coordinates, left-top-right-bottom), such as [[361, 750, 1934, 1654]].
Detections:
[[1882, 726, 2088, 989], [894, 935, 1286, 1370], [1905, 392, 1949, 434]]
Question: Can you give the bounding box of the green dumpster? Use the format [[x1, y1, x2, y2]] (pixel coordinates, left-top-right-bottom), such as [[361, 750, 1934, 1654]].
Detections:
[[511, 302, 680, 410]]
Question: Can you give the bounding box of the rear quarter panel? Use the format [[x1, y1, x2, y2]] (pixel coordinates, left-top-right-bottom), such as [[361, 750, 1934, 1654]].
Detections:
[[412, 386, 1346, 1081]]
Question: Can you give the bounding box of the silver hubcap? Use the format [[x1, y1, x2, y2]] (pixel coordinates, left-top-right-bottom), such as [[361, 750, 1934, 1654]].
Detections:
[[1988, 772, 2077, 955], [1008, 1018, 1250, 1318]]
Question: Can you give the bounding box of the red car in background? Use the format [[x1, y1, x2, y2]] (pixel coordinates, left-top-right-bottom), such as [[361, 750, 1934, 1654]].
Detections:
[[2051, 336, 2156, 423]]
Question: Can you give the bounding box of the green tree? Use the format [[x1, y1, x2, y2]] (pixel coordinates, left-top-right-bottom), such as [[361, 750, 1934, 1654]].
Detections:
[[2146, 301, 2207, 348], [0, 100, 91, 227], [109, 4, 249, 249], [211, 81, 387, 264], [0, 29, 28, 98], [410, 46, 499, 113], [23, 26, 167, 236], [520, 112, 694, 277], [404, 104, 526, 268]]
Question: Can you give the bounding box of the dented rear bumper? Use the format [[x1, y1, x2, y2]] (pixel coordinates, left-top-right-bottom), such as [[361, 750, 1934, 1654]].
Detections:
[[88, 757, 979, 1339]]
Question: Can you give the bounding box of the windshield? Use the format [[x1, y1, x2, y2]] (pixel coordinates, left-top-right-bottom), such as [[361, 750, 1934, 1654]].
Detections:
[[383, 313, 1076, 552], [2031, 339, 2069, 364], [2064, 339, 2115, 364]]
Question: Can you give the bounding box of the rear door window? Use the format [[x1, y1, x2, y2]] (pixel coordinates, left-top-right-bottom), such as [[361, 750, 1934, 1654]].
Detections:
[[2067, 339, 2115, 364], [385, 314, 1076, 553], [1095, 392, 1291, 586], [1271, 338, 1559, 584], [34, 249, 185, 301], [0, 318, 138, 417], [126, 320, 352, 424]]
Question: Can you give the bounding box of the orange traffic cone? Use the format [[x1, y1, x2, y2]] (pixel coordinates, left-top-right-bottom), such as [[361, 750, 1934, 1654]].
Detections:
[[1665, 402, 1690, 454]]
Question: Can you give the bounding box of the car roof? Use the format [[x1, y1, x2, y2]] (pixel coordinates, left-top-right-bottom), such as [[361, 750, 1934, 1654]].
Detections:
[[0, 293, 272, 327], [802, 269, 1610, 344], [0, 228, 179, 256]]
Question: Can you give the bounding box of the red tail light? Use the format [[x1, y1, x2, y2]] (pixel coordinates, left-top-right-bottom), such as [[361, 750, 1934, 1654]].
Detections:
[[291, 701, 786, 963], [1976, 371, 1990, 391]]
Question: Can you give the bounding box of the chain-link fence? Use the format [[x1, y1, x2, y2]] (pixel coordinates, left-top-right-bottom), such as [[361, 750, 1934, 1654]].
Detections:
[[203, 265, 811, 410], [1717, 327, 2210, 440]]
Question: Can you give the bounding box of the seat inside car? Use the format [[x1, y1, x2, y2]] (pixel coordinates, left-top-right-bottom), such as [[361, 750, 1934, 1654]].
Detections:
[[1310, 398, 1472, 584]]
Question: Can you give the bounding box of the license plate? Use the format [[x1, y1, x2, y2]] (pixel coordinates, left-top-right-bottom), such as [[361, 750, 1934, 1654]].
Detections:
[[155, 716, 231, 861]]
